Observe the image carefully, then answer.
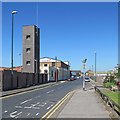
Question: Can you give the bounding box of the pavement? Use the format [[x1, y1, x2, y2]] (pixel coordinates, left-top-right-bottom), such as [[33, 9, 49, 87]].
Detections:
[[57, 87, 111, 118], [57, 78, 111, 119]]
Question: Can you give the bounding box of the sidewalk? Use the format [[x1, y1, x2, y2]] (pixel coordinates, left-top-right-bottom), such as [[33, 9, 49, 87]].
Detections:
[[0, 81, 65, 97], [57, 88, 111, 118]]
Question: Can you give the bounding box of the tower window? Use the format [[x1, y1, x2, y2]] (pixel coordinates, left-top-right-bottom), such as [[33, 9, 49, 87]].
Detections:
[[26, 48, 31, 53], [26, 35, 31, 40], [26, 61, 31, 65]]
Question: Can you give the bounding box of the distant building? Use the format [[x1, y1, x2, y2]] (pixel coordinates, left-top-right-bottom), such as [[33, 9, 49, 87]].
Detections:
[[23, 25, 40, 73], [40, 57, 70, 81], [0, 66, 23, 72], [11, 66, 23, 72], [0, 67, 10, 71]]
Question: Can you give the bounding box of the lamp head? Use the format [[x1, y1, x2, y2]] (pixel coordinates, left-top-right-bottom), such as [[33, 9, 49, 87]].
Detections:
[[12, 11, 18, 14]]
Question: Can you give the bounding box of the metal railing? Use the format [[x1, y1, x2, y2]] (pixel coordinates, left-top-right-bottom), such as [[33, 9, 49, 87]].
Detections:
[[95, 86, 120, 116]]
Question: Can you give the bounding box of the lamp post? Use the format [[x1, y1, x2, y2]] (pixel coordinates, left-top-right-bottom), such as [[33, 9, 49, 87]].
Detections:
[[17, 53, 21, 72], [11, 11, 17, 74], [94, 51, 96, 82]]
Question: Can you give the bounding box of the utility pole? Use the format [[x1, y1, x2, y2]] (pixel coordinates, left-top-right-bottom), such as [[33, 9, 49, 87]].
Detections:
[[94, 51, 96, 82]]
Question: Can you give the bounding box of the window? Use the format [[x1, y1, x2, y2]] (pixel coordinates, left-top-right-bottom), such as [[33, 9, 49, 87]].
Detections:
[[44, 70, 47, 73], [44, 64, 47, 67], [26, 35, 31, 40], [26, 61, 31, 65], [26, 48, 31, 53], [52, 62, 55, 67]]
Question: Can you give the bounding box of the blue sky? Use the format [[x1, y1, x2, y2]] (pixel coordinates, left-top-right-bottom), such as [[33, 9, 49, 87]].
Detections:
[[2, 2, 118, 71]]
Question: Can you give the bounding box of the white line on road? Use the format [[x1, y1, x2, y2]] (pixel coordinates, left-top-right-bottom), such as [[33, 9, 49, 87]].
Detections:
[[47, 104, 53, 110], [10, 111, 22, 118], [10, 111, 17, 115], [38, 102, 47, 107], [35, 95, 41, 98], [36, 113, 39, 116], [15, 106, 22, 108], [27, 113, 30, 116], [31, 102, 40, 107], [32, 107, 40, 109], [46, 90, 54, 94], [24, 106, 32, 109], [20, 99, 32, 105]]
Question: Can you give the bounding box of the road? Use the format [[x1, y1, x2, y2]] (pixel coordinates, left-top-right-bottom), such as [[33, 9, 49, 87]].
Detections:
[[2, 78, 92, 118]]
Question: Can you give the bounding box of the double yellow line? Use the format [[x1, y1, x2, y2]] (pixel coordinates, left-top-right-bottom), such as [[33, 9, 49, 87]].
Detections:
[[40, 89, 76, 119]]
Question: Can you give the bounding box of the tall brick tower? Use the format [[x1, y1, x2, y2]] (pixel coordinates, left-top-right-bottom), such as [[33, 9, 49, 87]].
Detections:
[[23, 25, 40, 73]]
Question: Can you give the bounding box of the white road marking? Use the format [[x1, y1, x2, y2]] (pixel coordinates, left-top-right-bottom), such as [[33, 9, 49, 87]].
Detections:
[[27, 113, 30, 116], [46, 90, 54, 94], [31, 102, 40, 107], [10, 111, 17, 115], [10, 111, 22, 118], [39, 102, 47, 107], [20, 99, 32, 105], [32, 107, 40, 109], [36, 113, 39, 116], [15, 106, 22, 108], [24, 102, 40, 109], [35, 95, 41, 98], [47, 104, 53, 110], [24, 106, 32, 109]]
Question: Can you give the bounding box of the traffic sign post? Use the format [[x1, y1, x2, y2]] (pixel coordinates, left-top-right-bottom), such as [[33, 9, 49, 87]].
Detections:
[[82, 59, 87, 91]]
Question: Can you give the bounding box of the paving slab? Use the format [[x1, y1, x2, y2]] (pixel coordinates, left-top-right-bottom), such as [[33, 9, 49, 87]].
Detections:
[[58, 88, 110, 118]]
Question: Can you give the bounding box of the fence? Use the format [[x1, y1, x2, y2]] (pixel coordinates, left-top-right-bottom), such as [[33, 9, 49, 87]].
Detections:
[[95, 86, 120, 116], [0, 70, 48, 91]]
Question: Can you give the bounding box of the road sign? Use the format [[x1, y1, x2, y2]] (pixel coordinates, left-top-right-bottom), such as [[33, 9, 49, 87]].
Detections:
[[82, 64, 87, 69], [82, 59, 87, 63]]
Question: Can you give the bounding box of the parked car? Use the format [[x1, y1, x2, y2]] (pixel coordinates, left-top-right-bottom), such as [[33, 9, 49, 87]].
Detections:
[[70, 77, 77, 81], [85, 77, 90, 82], [70, 77, 75, 81], [67, 78, 71, 81]]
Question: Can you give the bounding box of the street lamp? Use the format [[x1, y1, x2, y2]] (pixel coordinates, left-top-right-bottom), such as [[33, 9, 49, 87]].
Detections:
[[17, 53, 21, 72], [94, 51, 96, 82], [11, 11, 17, 74]]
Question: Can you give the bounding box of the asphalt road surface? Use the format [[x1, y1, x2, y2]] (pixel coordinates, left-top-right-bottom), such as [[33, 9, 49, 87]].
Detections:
[[2, 77, 92, 119]]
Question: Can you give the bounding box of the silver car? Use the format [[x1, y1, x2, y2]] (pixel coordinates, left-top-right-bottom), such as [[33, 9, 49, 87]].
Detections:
[[85, 77, 90, 82]]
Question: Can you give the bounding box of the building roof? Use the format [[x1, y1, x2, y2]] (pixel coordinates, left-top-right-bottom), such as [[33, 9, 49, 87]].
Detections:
[[40, 57, 70, 66]]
